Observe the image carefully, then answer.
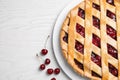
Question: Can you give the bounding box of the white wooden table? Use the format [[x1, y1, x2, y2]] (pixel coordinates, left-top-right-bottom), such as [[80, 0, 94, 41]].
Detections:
[[0, 0, 72, 80]]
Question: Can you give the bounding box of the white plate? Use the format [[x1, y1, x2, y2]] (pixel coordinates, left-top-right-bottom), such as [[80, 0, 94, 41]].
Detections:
[[52, 0, 88, 80]]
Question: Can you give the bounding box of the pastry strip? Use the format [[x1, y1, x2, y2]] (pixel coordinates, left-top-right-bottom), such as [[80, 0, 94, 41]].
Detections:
[[100, 0, 109, 79], [84, 0, 92, 77], [68, 1, 85, 76], [115, 0, 120, 79], [60, 14, 70, 59], [74, 1, 86, 76], [68, 11, 76, 67]]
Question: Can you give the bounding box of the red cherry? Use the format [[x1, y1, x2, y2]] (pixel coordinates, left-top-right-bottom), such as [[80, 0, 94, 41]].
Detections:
[[107, 0, 113, 3], [107, 0, 114, 5], [92, 3, 100, 11], [107, 10, 116, 21], [47, 68, 53, 75], [63, 33, 68, 43], [51, 78, 56, 80], [41, 49, 48, 55], [78, 8, 85, 19], [111, 69, 118, 76], [74, 59, 84, 70], [92, 34, 100, 48], [106, 24, 116, 40], [107, 44, 118, 59], [41, 35, 50, 55], [54, 68, 60, 74], [45, 58, 51, 65], [93, 16, 100, 29], [39, 64, 45, 70], [91, 52, 101, 67], [76, 23, 85, 37], [109, 63, 118, 76], [75, 40, 84, 54]]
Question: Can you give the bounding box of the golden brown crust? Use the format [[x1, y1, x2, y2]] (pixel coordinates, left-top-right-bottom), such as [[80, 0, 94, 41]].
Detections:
[[115, 0, 120, 80], [60, 1, 86, 78], [100, 0, 109, 79], [84, 0, 93, 77], [60, 0, 120, 80], [60, 13, 70, 60], [60, 1, 101, 80]]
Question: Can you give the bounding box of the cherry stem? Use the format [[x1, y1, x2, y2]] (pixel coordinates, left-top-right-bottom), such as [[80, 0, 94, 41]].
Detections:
[[44, 35, 50, 49], [36, 54, 39, 57], [36, 53, 44, 61]]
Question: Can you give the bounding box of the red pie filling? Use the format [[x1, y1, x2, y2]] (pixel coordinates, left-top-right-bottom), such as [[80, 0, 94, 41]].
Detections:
[[74, 58, 84, 70], [92, 71, 101, 78], [78, 8, 85, 19], [63, 32, 68, 43], [109, 63, 118, 77], [92, 34, 101, 48], [75, 40, 84, 54], [106, 24, 117, 40], [92, 3, 100, 11], [64, 3, 118, 77], [76, 23, 85, 37], [107, 43, 118, 59], [93, 16, 100, 29], [91, 52, 101, 67], [107, 10, 116, 21], [107, 0, 114, 5]]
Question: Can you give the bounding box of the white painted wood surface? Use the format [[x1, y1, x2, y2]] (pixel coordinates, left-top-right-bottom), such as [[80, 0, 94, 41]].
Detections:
[[0, 0, 72, 80]]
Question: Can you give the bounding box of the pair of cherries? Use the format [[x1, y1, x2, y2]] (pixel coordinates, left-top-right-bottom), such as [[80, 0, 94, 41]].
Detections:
[[39, 48, 60, 80], [40, 49, 50, 70]]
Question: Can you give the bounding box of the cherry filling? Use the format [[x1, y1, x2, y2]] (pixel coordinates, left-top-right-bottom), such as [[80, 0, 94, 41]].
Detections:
[[74, 58, 84, 70], [92, 34, 101, 48], [109, 63, 118, 77], [93, 16, 100, 29], [107, 0, 114, 5], [76, 23, 85, 37], [92, 71, 102, 78], [106, 24, 117, 40], [107, 10, 116, 21], [107, 43, 118, 59], [78, 8, 85, 19], [91, 52, 101, 67], [75, 40, 84, 54], [92, 3, 100, 11], [63, 32, 68, 43]]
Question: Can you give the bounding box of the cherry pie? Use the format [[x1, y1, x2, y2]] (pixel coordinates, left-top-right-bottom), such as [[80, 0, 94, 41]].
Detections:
[[60, 0, 120, 79]]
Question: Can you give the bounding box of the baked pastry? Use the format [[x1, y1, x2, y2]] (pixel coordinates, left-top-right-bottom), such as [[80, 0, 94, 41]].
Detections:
[[60, 0, 120, 79]]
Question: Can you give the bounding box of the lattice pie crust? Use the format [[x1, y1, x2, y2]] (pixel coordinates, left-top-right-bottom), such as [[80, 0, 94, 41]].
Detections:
[[60, 0, 120, 80]]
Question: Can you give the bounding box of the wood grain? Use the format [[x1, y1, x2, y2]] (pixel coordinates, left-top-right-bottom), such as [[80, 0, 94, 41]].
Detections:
[[0, 0, 72, 80]]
